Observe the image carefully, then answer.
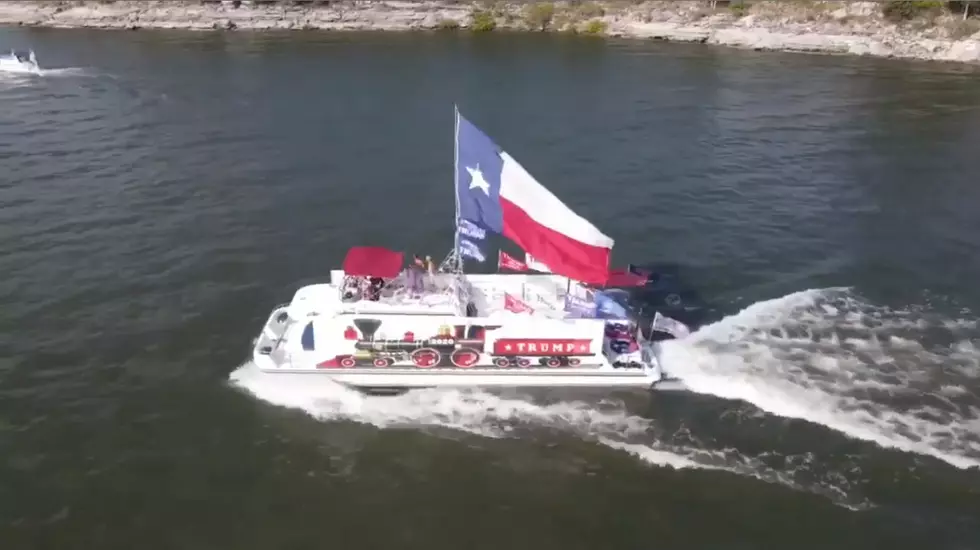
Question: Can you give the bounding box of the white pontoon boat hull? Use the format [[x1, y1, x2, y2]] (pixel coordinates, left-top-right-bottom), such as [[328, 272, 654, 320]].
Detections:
[[251, 267, 684, 393], [253, 354, 664, 390]]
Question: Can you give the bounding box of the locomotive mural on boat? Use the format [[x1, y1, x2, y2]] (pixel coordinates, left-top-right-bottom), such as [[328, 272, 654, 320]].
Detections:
[[304, 314, 614, 371]]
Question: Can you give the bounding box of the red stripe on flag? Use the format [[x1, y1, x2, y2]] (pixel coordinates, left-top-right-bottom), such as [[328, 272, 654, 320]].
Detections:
[[500, 199, 611, 284]]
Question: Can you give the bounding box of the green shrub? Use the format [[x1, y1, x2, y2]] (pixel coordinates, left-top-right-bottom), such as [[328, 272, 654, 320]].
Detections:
[[729, 1, 749, 18], [470, 9, 497, 32], [882, 1, 944, 21], [583, 19, 607, 34], [577, 2, 605, 18], [948, 1, 980, 20], [523, 2, 556, 31]]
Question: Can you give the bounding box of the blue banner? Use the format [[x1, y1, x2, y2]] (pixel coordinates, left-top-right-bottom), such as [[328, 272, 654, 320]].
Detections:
[[459, 238, 486, 262], [457, 219, 487, 241], [594, 291, 629, 319], [456, 217, 488, 263]]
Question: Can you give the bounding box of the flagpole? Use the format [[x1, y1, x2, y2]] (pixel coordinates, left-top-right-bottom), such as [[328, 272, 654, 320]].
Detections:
[[453, 104, 463, 273]]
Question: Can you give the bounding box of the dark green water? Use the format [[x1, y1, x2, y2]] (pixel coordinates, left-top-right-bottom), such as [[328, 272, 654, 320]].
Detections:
[[1, 28, 979, 549]]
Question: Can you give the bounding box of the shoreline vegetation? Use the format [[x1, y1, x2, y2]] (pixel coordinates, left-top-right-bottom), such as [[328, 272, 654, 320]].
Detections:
[[2, 1, 980, 65]]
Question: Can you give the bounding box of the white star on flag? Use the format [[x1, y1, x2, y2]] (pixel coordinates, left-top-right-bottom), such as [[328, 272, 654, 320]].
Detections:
[[466, 164, 491, 195]]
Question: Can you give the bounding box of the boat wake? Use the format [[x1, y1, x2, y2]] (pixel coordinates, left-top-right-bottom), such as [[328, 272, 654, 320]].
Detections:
[[0, 64, 89, 78], [228, 287, 979, 510], [229, 356, 870, 509], [34, 67, 88, 76], [0, 66, 91, 92], [657, 287, 980, 471]]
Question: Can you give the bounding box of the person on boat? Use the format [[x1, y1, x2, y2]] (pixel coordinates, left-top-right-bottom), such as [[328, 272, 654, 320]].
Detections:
[[342, 276, 361, 301], [367, 277, 384, 301], [407, 255, 425, 295], [402, 265, 416, 294], [422, 255, 438, 291]]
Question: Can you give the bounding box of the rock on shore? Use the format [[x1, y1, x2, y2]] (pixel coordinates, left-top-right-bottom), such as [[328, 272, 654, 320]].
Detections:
[[1, 1, 979, 65], [613, 2, 980, 64]]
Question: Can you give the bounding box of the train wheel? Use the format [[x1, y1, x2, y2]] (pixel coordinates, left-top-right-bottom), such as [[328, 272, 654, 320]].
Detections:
[[451, 349, 480, 368], [339, 356, 356, 368], [411, 348, 440, 368]]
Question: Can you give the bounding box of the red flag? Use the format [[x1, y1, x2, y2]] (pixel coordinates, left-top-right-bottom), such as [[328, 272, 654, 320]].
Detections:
[[498, 250, 529, 272], [605, 269, 646, 287], [504, 293, 534, 314]]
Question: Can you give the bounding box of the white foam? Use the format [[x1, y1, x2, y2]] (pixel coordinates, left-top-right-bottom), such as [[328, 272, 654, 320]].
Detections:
[[657, 288, 980, 470], [599, 439, 704, 469], [0, 67, 90, 92], [35, 67, 87, 77], [227, 362, 863, 507], [231, 361, 676, 452], [0, 66, 89, 79]]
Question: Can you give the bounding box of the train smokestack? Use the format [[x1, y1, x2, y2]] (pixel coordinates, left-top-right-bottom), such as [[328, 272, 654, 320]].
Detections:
[[353, 318, 382, 340]]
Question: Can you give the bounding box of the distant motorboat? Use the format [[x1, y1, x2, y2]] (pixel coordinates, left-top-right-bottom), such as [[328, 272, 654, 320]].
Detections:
[[0, 50, 41, 74]]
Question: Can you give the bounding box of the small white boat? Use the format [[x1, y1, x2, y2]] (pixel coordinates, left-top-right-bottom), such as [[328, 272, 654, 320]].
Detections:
[[0, 50, 40, 74], [251, 108, 693, 393]]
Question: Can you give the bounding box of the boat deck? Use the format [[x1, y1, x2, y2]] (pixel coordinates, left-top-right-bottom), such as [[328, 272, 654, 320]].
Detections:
[[306, 269, 590, 320]]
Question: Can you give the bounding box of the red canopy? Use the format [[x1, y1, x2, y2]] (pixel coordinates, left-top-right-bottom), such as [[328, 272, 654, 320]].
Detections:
[[342, 246, 404, 278]]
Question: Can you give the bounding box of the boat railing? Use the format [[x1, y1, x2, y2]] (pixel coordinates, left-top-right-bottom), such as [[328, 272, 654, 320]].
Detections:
[[337, 270, 462, 313], [261, 304, 293, 350], [450, 273, 473, 316], [386, 271, 459, 302], [523, 286, 566, 318], [477, 283, 566, 318]]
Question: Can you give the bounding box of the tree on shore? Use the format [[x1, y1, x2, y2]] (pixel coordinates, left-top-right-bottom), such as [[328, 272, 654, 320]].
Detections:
[[523, 2, 556, 31], [947, 0, 980, 19], [883, 1, 979, 21]]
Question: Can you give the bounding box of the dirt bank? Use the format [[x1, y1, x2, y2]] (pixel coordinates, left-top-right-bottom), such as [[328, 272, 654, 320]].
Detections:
[[1, 1, 979, 65]]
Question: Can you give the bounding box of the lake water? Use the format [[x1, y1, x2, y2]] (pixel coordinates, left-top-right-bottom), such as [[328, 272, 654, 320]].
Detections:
[[2, 27, 980, 549]]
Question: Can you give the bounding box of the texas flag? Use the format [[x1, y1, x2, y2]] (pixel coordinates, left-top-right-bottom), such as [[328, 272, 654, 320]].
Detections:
[[455, 112, 614, 285]]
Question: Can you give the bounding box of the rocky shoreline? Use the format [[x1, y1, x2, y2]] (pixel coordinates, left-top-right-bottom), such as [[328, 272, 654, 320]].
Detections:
[[2, 1, 980, 65]]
